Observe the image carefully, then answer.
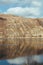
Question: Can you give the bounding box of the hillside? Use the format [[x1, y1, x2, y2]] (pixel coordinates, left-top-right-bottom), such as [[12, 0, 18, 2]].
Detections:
[[0, 14, 43, 59]]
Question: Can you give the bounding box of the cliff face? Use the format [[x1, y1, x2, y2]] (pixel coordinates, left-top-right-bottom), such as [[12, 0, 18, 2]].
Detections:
[[0, 14, 43, 59]]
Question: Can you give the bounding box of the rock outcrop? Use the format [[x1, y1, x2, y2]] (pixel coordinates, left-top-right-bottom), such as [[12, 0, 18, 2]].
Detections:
[[0, 14, 43, 59]]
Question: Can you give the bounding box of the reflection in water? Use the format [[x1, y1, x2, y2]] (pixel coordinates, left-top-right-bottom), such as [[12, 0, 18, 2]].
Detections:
[[0, 55, 43, 65]]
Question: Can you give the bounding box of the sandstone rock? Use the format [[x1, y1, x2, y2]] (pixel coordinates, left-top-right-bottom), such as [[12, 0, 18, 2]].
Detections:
[[0, 14, 43, 59]]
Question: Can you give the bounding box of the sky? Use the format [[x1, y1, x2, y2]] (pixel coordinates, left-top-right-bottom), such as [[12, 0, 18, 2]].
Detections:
[[0, 0, 43, 18]]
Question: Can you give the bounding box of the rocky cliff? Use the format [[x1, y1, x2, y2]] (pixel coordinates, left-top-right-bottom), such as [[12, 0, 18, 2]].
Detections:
[[0, 14, 43, 59]]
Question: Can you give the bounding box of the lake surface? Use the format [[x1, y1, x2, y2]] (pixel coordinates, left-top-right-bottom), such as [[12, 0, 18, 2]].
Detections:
[[0, 55, 43, 65]]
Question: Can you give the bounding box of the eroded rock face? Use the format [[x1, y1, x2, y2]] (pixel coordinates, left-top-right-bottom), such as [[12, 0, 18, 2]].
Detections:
[[0, 14, 43, 59]]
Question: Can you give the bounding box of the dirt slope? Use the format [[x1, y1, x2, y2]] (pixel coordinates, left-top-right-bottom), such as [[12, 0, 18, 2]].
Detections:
[[0, 14, 43, 59]]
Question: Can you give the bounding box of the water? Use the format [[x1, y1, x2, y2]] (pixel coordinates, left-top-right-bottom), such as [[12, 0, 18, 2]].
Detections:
[[0, 55, 43, 65]]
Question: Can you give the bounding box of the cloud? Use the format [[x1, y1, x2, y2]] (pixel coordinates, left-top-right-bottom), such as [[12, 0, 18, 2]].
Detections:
[[7, 57, 27, 64], [4, 7, 40, 18], [0, 0, 42, 7], [32, 1, 41, 7], [33, 55, 43, 63], [0, 0, 30, 4], [7, 55, 43, 64], [0, 0, 41, 18]]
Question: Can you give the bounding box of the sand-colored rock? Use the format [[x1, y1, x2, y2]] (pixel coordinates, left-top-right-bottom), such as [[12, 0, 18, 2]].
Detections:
[[0, 14, 43, 59]]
